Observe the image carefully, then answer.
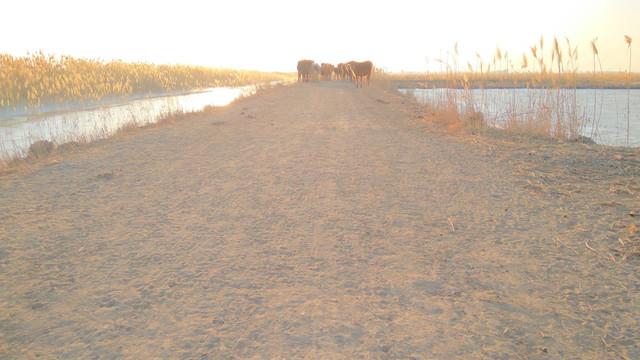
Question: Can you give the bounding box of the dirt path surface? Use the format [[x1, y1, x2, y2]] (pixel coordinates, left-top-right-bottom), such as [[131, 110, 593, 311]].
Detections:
[[1, 81, 640, 359]]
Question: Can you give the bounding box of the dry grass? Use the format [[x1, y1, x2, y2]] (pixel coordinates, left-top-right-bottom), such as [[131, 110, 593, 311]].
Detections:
[[620, 221, 640, 260], [0, 138, 88, 176]]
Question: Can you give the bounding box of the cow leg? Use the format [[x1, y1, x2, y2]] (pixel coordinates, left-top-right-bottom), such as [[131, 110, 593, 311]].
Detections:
[[365, 75, 370, 87]]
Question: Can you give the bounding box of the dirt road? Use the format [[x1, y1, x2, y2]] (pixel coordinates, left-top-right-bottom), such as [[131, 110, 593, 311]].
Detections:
[[1, 81, 639, 359]]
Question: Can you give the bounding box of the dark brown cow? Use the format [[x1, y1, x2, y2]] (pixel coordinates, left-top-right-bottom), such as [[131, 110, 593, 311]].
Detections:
[[297, 60, 314, 82], [321, 63, 335, 81], [348, 60, 373, 88]]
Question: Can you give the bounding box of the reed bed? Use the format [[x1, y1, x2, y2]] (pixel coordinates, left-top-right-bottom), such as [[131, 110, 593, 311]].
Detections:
[[0, 51, 296, 114], [396, 36, 638, 144]]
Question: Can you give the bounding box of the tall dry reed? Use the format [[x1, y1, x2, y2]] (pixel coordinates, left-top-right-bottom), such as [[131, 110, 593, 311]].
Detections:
[[396, 36, 638, 142], [625, 35, 633, 146], [589, 39, 605, 138]]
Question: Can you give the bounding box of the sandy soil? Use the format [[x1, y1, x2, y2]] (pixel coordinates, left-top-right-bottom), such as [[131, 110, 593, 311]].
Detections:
[[1, 81, 639, 359]]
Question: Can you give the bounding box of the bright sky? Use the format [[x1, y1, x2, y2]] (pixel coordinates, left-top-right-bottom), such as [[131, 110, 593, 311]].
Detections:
[[2, 0, 638, 73]]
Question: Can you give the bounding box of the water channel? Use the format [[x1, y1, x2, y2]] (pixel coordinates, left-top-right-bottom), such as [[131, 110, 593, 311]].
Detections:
[[0, 86, 256, 159], [2, 86, 638, 161]]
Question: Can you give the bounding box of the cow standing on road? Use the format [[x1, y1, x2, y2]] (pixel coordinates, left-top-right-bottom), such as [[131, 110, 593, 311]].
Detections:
[[343, 63, 353, 81], [321, 63, 335, 81], [297, 60, 314, 82], [309, 63, 320, 82], [348, 61, 373, 88], [334, 63, 344, 80]]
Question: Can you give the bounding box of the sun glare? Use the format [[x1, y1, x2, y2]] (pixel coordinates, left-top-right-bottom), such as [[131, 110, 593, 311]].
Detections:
[[0, 0, 637, 72]]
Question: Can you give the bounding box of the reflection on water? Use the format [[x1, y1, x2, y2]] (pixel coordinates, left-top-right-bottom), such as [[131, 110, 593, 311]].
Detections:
[[0, 86, 255, 158], [403, 88, 640, 148]]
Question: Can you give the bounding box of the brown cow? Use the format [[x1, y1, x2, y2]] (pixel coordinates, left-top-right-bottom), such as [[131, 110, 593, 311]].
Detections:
[[297, 60, 314, 82], [321, 63, 335, 81], [309, 63, 320, 82], [334, 63, 344, 80], [348, 61, 373, 88], [343, 63, 353, 81]]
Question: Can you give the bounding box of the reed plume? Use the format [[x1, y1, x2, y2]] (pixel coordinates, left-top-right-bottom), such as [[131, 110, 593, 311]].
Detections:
[[591, 38, 603, 74], [504, 51, 509, 73], [553, 37, 563, 73]]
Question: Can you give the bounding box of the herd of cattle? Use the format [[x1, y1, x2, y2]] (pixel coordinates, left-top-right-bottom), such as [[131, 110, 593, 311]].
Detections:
[[297, 60, 374, 88]]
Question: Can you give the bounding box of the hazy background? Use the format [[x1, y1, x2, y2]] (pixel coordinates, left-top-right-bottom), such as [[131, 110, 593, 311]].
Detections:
[[2, 0, 638, 73]]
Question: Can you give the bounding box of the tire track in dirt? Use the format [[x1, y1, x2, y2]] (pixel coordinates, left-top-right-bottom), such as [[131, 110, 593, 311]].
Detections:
[[1, 81, 639, 359]]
